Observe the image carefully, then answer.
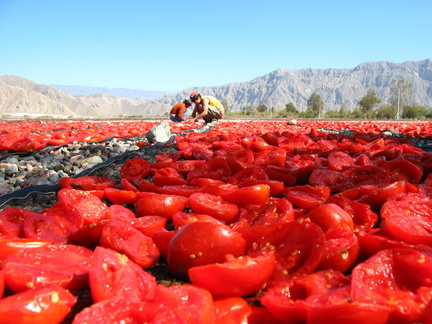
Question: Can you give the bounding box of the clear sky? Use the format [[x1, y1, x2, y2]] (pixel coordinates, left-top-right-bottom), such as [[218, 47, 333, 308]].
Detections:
[[1, 0, 431, 92]]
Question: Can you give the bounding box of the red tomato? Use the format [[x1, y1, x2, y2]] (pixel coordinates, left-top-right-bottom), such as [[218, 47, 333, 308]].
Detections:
[[340, 165, 391, 191], [23, 213, 75, 243], [352, 248, 432, 323], [213, 297, 252, 324], [317, 227, 359, 273], [284, 185, 331, 211], [120, 157, 150, 180], [88, 246, 156, 303], [119, 178, 139, 192], [327, 151, 355, 172], [188, 193, 239, 223], [248, 220, 326, 286], [0, 238, 51, 260], [167, 221, 246, 280], [99, 220, 160, 268], [152, 167, 188, 186], [254, 148, 287, 167], [186, 157, 232, 182], [2, 243, 92, 293], [189, 251, 275, 297], [153, 228, 175, 259], [57, 188, 110, 226], [221, 184, 271, 207], [0, 207, 40, 238], [135, 193, 188, 219], [71, 219, 111, 249], [0, 285, 77, 324], [104, 187, 138, 204], [380, 192, 432, 245], [379, 159, 423, 184], [69, 176, 116, 190], [132, 215, 166, 238], [309, 168, 345, 192], [305, 203, 354, 232], [154, 185, 200, 197]]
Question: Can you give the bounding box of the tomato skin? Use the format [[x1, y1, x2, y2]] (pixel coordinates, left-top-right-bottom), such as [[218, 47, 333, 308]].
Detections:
[[0, 284, 77, 324], [317, 227, 359, 273], [189, 251, 275, 297], [69, 176, 116, 190], [135, 193, 188, 220], [99, 220, 160, 269], [120, 157, 150, 180], [213, 297, 252, 324], [88, 246, 156, 303], [103, 187, 138, 205], [167, 221, 246, 280], [152, 167, 188, 186], [188, 193, 239, 223], [0, 238, 52, 260], [221, 184, 271, 207], [284, 185, 331, 211], [305, 203, 354, 232], [0, 207, 41, 238], [2, 244, 92, 293]]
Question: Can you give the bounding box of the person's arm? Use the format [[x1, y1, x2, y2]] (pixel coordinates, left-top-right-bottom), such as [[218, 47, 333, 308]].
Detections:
[[191, 98, 209, 122], [178, 106, 186, 120]]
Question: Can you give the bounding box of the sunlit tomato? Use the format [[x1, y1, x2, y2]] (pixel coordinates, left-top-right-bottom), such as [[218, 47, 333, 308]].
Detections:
[[69, 176, 116, 190], [103, 187, 138, 205], [120, 157, 150, 180], [23, 213, 75, 243], [340, 165, 391, 191], [213, 297, 252, 324], [134, 193, 188, 219], [188, 193, 239, 223], [284, 185, 331, 211], [221, 184, 271, 207], [305, 203, 354, 232], [152, 167, 188, 186], [0, 285, 77, 324], [167, 221, 246, 280], [352, 248, 432, 323], [0, 238, 51, 260], [317, 227, 359, 273], [189, 251, 275, 297], [254, 148, 287, 167], [379, 159, 424, 184], [327, 151, 355, 172], [88, 246, 156, 303], [2, 243, 92, 293], [248, 220, 326, 286], [132, 215, 166, 238], [100, 220, 160, 268], [0, 207, 40, 238], [308, 168, 345, 192]]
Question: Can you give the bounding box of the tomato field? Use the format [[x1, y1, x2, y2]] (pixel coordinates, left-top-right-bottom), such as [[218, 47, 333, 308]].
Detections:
[[1, 119, 432, 323]]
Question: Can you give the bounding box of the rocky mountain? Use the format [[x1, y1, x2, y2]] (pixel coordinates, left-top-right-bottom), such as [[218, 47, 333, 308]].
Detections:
[[0, 76, 168, 118], [1, 59, 431, 118], [141, 59, 432, 112]]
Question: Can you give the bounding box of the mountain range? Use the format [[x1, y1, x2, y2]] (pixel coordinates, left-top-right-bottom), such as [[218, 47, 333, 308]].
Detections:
[[1, 59, 431, 118]]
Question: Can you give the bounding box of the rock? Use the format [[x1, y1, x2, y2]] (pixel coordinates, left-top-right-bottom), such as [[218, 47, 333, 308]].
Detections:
[[86, 156, 103, 165], [5, 164, 19, 176], [287, 119, 298, 125], [146, 121, 171, 143]]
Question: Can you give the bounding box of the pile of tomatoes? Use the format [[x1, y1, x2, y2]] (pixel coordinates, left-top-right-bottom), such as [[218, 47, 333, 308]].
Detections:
[[1, 120, 432, 323]]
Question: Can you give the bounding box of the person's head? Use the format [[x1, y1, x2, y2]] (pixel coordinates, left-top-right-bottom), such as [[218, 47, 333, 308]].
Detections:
[[183, 99, 192, 107], [190, 92, 201, 103]]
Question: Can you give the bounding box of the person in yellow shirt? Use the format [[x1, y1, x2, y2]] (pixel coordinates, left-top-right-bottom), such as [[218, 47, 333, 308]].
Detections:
[[189, 92, 224, 124]]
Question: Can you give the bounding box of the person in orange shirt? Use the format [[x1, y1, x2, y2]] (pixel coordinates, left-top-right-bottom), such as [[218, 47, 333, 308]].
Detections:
[[170, 99, 192, 122]]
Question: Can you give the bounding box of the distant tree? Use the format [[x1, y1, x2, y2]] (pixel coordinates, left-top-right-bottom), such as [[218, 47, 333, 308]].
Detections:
[[285, 102, 298, 115], [298, 109, 316, 118], [257, 104, 268, 113], [352, 107, 365, 119], [403, 105, 430, 119], [307, 93, 324, 118], [376, 104, 397, 119], [221, 101, 230, 113], [359, 89, 381, 119], [389, 79, 413, 119], [338, 103, 352, 118]]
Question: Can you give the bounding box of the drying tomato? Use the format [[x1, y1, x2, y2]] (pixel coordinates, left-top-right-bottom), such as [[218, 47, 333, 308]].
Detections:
[[69, 176, 116, 190], [189, 251, 275, 297], [308, 168, 345, 192], [352, 248, 432, 323], [120, 157, 150, 180], [23, 214, 75, 243], [134, 193, 188, 219], [284, 185, 331, 211], [167, 221, 246, 280], [188, 193, 239, 223], [152, 167, 188, 186], [154, 185, 200, 197], [379, 159, 423, 184], [221, 184, 271, 207], [0, 238, 51, 260], [0, 207, 40, 238], [2, 243, 92, 293], [99, 220, 160, 268], [132, 215, 166, 238], [305, 203, 354, 232], [88, 246, 156, 303], [340, 165, 391, 191], [248, 220, 326, 286], [317, 227, 359, 273], [213, 297, 252, 324], [380, 192, 432, 245], [327, 151, 355, 172], [103, 187, 138, 205], [0, 284, 77, 324]]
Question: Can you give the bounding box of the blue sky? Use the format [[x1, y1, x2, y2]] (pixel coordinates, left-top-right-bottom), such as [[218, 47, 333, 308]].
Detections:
[[1, 0, 431, 92]]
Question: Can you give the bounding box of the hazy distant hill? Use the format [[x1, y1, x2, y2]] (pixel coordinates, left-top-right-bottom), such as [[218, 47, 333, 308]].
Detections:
[[51, 85, 172, 99], [1, 59, 431, 118], [142, 59, 432, 112], [0, 76, 169, 118]]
